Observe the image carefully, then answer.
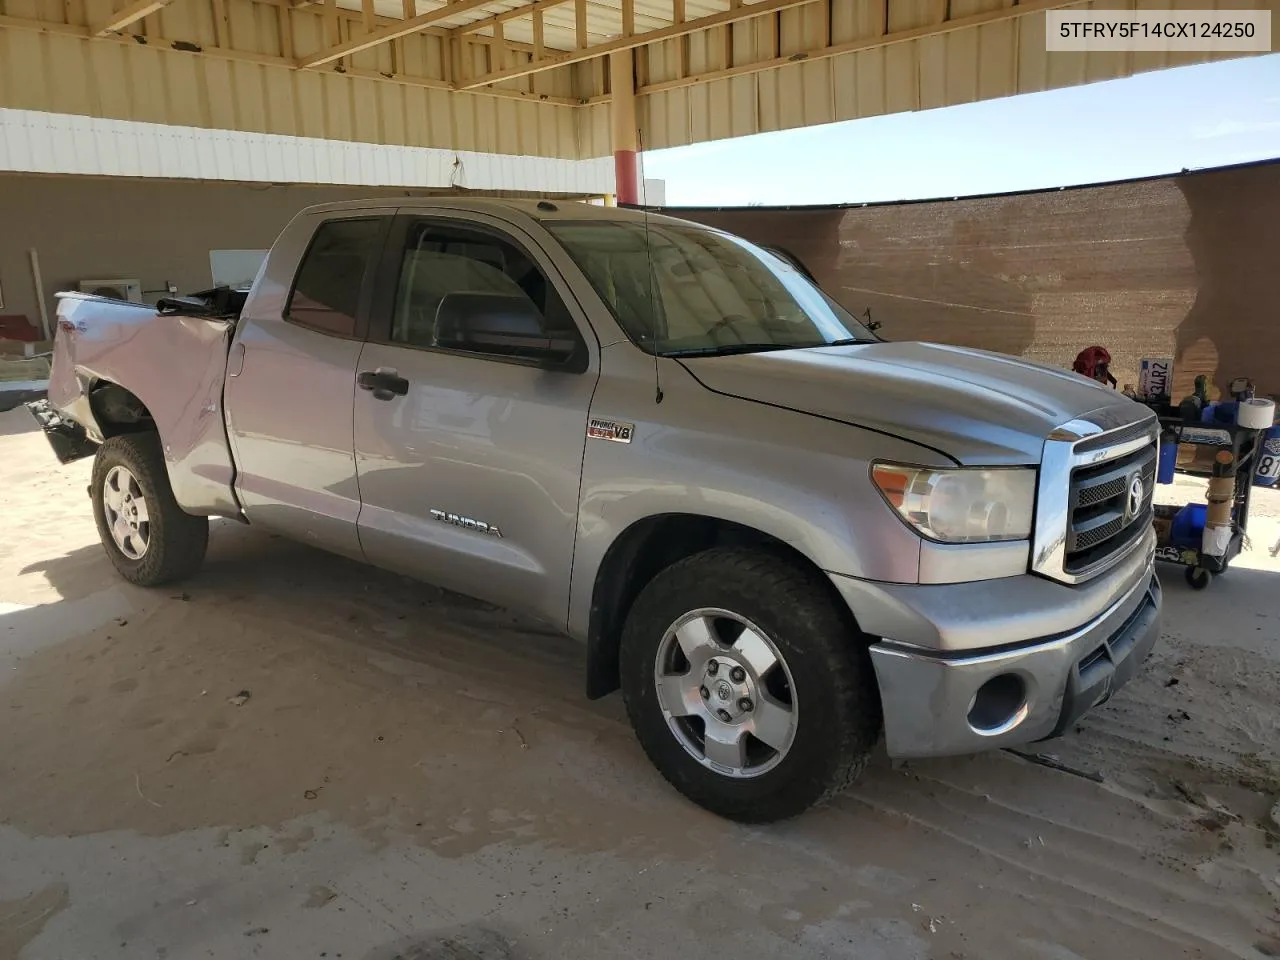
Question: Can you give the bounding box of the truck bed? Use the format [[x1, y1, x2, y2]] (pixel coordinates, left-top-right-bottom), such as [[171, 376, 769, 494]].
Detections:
[[47, 291, 242, 517]]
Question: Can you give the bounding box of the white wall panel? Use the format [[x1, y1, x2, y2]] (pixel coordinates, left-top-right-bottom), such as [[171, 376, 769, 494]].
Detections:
[[0, 107, 613, 192]]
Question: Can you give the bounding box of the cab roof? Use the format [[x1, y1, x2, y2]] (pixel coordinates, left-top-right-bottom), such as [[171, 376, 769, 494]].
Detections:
[[294, 196, 698, 230]]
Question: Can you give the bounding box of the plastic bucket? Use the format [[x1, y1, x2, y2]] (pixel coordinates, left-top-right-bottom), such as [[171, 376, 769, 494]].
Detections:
[[1170, 503, 1208, 546]]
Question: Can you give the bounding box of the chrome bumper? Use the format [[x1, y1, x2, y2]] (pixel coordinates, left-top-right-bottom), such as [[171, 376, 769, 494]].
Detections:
[[838, 559, 1162, 759]]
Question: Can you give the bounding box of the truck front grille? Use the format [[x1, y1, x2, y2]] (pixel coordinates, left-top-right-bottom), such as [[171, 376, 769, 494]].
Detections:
[[1031, 414, 1160, 585], [1064, 441, 1158, 574]]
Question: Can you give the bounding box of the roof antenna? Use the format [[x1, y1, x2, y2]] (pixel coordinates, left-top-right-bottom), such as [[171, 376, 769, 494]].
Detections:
[[637, 128, 663, 404]]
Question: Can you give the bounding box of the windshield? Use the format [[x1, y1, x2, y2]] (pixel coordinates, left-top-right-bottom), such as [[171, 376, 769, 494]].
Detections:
[[545, 219, 876, 356]]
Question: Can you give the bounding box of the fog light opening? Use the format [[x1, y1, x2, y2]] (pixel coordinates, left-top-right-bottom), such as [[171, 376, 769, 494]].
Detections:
[[967, 673, 1029, 736]]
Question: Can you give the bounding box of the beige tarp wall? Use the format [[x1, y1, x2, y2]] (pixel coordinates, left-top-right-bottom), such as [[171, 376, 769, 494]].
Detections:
[[670, 159, 1280, 403]]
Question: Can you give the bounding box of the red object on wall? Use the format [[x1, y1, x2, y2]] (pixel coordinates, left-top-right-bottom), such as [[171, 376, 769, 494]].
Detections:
[[0, 316, 39, 342], [614, 149, 639, 206], [1072, 345, 1118, 387]]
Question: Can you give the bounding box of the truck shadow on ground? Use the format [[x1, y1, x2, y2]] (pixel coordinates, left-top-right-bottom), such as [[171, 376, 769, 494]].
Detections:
[[16, 522, 1280, 788], [24, 521, 571, 631], [14, 519, 1277, 813], [16, 519, 611, 724], [6, 521, 1280, 957]]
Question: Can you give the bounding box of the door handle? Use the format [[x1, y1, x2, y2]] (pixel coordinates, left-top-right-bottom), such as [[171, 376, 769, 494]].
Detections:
[[358, 368, 409, 400]]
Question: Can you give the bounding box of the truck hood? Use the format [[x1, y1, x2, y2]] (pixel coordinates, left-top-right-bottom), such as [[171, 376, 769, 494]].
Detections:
[[678, 341, 1149, 465]]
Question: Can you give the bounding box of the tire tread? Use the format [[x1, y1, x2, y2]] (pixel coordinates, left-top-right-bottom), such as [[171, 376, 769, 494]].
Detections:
[[620, 546, 881, 822], [91, 433, 209, 586]]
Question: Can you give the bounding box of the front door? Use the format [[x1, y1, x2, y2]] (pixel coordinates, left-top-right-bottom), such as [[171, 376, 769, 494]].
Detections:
[[352, 213, 599, 626], [225, 209, 393, 560]]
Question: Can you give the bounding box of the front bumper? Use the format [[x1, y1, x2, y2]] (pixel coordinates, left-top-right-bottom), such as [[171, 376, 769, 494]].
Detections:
[[838, 558, 1162, 759]]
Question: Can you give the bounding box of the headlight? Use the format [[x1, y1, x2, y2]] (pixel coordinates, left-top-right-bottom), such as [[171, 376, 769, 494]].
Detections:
[[871, 464, 1035, 543]]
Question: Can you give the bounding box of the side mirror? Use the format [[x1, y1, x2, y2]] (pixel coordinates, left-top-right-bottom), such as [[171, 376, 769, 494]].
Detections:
[[434, 291, 578, 367]]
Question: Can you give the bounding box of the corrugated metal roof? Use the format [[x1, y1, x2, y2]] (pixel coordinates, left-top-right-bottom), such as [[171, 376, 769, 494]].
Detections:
[[633, 0, 1272, 150], [0, 0, 583, 158], [0, 107, 613, 192], [0, 0, 1272, 159]]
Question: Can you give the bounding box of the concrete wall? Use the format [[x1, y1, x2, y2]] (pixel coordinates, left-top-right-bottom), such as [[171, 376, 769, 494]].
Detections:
[[669, 159, 1280, 405], [0, 174, 537, 332]]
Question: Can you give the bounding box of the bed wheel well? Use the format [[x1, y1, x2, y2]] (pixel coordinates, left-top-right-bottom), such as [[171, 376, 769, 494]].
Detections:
[[89, 381, 155, 437]]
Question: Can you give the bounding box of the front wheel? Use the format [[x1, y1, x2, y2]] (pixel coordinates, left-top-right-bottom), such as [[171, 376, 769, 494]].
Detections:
[[619, 548, 882, 822], [91, 433, 209, 586]]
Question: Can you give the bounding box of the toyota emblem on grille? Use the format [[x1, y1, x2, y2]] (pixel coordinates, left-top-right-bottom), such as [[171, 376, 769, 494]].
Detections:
[[1126, 473, 1145, 520]]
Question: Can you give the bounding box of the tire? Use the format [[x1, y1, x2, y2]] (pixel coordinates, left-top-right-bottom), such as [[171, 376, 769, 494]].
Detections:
[[619, 547, 882, 823], [91, 433, 209, 586], [1185, 565, 1212, 590]]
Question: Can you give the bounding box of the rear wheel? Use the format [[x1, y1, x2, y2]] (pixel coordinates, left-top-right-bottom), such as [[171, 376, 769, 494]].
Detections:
[[91, 434, 209, 586], [620, 547, 881, 822]]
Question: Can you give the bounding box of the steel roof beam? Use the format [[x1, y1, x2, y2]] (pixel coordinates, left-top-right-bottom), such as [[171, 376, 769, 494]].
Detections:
[[298, 0, 497, 69], [639, 0, 1084, 96], [92, 0, 178, 36], [0, 7, 570, 103], [451, 0, 571, 37], [458, 0, 815, 90]]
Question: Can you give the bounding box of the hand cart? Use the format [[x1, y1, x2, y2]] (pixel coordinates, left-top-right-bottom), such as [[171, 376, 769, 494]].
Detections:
[[1142, 406, 1267, 590]]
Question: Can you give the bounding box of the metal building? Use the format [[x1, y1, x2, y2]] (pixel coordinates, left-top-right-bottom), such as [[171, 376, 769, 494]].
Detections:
[[2, 0, 1275, 201]]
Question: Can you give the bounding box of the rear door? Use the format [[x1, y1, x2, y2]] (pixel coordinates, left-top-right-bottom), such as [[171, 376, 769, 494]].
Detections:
[[225, 208, 394, 559], [352, 211, 599, 625]]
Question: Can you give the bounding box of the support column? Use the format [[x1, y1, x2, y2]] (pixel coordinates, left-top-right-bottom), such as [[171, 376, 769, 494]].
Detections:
[[609, 50, 639, 206]]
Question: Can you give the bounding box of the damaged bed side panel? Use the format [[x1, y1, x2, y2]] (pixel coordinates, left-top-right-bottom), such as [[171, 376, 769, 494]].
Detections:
[[48, 294, 241, 518]]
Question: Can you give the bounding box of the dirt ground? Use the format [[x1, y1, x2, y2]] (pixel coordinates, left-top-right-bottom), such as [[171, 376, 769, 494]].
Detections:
[[1, 406, 1278, 960]]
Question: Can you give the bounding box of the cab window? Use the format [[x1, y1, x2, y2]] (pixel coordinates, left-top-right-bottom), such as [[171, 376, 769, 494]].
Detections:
[[286, 218, 382, 337], [390, 220, 578, 353]]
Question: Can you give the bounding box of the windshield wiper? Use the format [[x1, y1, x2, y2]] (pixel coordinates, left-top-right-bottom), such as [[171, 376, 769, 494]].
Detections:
[[662, 343, 796, 358]]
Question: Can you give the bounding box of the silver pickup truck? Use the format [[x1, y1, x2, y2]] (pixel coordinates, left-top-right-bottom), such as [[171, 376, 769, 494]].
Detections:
[[32, 199, 1162, 822]]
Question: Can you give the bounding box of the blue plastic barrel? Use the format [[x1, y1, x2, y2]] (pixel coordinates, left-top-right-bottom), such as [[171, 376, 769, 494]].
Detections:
[[1256, 424, 1280, 488]]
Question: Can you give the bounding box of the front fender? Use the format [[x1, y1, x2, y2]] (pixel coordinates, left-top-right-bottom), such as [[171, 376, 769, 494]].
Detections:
[[565, 352, 950, 642]]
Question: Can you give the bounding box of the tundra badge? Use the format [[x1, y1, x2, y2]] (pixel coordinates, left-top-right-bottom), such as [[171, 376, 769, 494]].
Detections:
[[429, 509, 502, 538], [587, 418, 634, 443]]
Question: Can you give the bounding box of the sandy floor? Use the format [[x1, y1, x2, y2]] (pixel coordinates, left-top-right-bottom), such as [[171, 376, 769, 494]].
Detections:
[[1, 406, 1278, 960]]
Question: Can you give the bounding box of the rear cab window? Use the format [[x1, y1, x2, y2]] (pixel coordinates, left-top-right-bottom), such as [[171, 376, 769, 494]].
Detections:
[[286, 218, 384, 337]]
